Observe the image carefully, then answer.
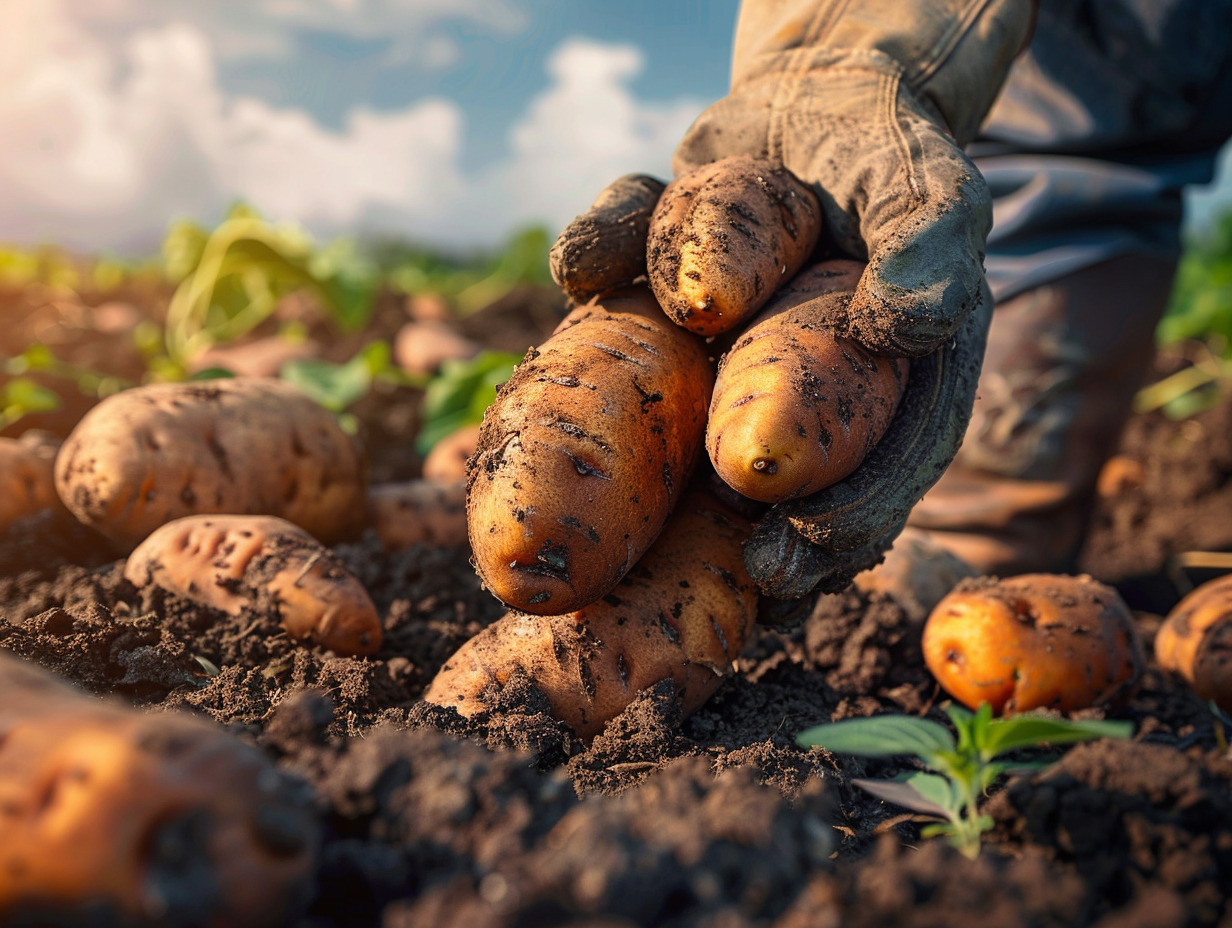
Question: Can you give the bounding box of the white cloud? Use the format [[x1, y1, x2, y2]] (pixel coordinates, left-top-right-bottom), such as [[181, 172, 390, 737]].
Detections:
[[0, 2, 705, 253]]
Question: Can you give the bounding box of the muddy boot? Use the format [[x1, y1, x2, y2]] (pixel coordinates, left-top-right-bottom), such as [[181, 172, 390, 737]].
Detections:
[[906, 253, 1179, 575]]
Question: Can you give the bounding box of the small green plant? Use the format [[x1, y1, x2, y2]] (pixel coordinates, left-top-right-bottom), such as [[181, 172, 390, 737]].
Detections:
[[416, 350, 521, 454], [797, 704, 1132, 858]]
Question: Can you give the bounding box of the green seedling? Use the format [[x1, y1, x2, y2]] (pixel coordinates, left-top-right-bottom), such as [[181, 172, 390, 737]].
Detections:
[[797, 704, 1132, 858], [416, 350, 520, 454]]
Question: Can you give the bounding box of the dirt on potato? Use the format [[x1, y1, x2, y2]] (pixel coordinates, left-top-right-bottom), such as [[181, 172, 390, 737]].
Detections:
[[4, 280, 1232, 927]]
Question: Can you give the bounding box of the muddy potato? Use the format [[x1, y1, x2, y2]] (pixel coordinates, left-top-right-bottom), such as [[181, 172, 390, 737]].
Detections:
[[467, 286, 714, 615], [706, 260, 908, 502], [55, 378, 367, 551], [369, 479, 469, 550], [0, 652, 316, 927], [647, 155, 821, 336], [550, 173, 666, 303], [427, 492, 757, 739], [421, 423, 480, 483], [125, 514, 381, 657], [1156, 574, 1232, 712], [922, 573, 1144, 715], [0, 431, 64, 531]]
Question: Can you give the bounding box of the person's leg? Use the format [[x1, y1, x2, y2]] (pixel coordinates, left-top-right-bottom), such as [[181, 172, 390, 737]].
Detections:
[[905, 252, 1178, 575]]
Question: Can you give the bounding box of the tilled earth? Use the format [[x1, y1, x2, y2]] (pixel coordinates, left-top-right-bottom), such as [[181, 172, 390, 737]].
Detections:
[[3, 283, 1232, 927]]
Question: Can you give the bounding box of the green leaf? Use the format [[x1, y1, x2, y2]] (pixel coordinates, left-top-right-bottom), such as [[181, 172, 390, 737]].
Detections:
[[797, 715, 956, 762], [2, 377, 62, 415], [852, 773, 957, 819], [280, 352, 375, 413], [417, 350, 520, 454], [981, 716, 1133, 759]]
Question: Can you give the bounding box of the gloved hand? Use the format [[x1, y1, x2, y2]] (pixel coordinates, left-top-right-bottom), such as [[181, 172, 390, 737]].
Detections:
[[550, 0, 1034, 600]]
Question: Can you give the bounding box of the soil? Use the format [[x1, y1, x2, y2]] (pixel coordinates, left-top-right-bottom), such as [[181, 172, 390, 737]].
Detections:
[[4, 279, 1232, 927]]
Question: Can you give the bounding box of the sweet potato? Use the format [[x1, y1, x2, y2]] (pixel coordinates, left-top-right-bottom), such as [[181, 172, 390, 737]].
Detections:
[[550, 173, 666, 303], [467, 286, 714, 615], [0, 651, 316, 926], [421, 422, 480, 483], [1156, 574, 1232, 712], [647, 155, 821, 336], [55, 377, 367, 551], [394, 320, 479, 377], [922, 574, 1144, 715], [426, 492, 757, 738], [124, 514, 381, 657], [706, 260, 908, 503], [0, 431, 63, 531], [369, 480, 469, 550]]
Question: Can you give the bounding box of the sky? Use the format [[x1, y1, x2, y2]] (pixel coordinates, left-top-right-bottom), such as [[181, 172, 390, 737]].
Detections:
[[2, 0, 1230, 257]]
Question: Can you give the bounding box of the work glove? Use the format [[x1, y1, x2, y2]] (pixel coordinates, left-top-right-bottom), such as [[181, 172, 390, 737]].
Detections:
[[550, 0, 1034, 600]]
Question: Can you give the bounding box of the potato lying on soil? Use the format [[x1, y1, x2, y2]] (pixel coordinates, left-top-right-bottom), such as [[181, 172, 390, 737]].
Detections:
[[427, 492, 757, 739], [0, 651, 316, 927], [706, 260, 909, 503], [550, 173, 666, 303], [647, 155, 821, 336], [1156, 574, 1232, 712], [125, 514, 381, 656], [55, 377, 367, 551], [421, 422, 480, 483], [468, 286, 714, 615], [369, 480, 469, 551], [0, 432, 63, 531], [922, 574, 1144, 715], [394, 320, 479, 378]]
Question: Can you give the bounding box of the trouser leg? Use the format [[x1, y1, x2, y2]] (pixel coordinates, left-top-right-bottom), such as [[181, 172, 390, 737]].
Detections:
[[906, 252, 1179, 575]]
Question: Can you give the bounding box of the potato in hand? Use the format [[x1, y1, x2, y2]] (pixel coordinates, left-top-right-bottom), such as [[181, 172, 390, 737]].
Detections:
[[468, 287, 713, 615], [1156, 574, 1232, 712], [647, 155, 821, 336], [922, 574, 1144, 715], [125, 514, 381, 657], [428, 492, 757, 739], [706, 260, 908, 503]]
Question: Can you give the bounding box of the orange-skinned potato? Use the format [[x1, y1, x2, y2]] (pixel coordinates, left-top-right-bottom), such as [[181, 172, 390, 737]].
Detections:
[[421, 422, 480, 483], [0, 432, 63, 531], [368, 479, 469, 550], [1156, 574, 1232, 711], [706, 260, 908, 503], [922, 574, 1144, 715], [467, 286, 714, 615], [124, 514, 381, 656], [426, 492, 757, 738], [55, 378, 367, 551], [647, 155, 821, 336], [0, 652, 316, 927]]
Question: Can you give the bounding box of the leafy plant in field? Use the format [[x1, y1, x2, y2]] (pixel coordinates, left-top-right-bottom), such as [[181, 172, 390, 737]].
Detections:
[[1, 345, 131, 430], [797, 704, 1132, 858], [158, 205, 378, 378], [1137, 209, 1232, 418], [416, 350, 521, 454], [381, 226, 553, 315]]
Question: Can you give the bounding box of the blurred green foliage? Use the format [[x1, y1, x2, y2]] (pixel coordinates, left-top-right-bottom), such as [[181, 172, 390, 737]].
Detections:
[[1137, 210, 1232, 418]]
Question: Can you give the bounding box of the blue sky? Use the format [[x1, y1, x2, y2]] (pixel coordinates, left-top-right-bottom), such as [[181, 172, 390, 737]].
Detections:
[[2, 0, 1229, 256]]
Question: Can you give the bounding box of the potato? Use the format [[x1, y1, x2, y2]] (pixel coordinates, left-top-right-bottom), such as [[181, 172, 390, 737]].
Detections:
[[393, 320, 479, 378], [550, 173, 666, 303], [0, 431, 63, 531], [0, 651, 316, 926], [421, 422, 480, 483], [426, 492, 757, 738], [368, 480, 469, 550], [468, 286, 714, 615], [706, 260, 908, 503], [922, 574, 1144, 715], [55, 377, 367, 551], [124, 514, 381, 657], [1156, 575, 1232, 712], [647, 155, 821, 336]]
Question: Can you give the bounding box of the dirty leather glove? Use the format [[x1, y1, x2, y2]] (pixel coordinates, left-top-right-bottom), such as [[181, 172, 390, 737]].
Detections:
[[551, 0, 1034, 599]]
